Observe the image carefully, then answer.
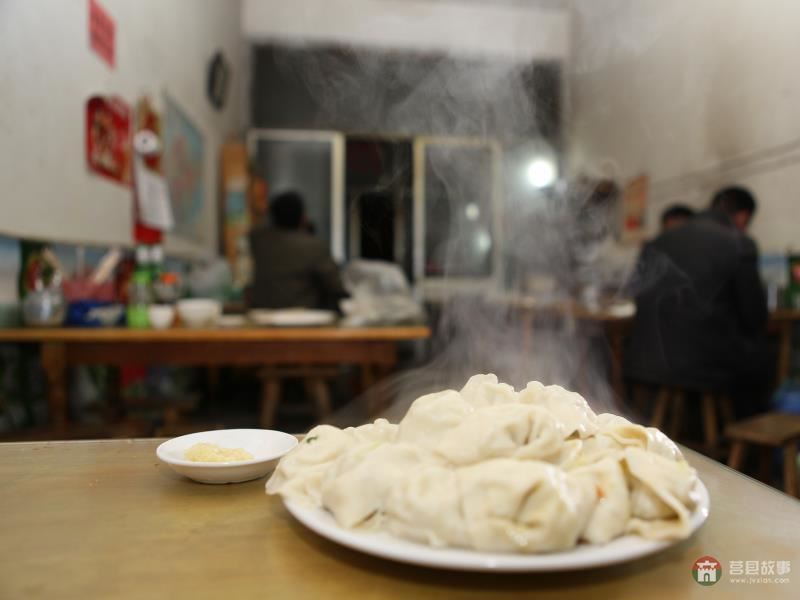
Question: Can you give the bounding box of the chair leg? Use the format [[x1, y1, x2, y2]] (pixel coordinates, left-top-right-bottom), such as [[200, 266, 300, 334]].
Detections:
[[305, 377, 332, 423], [701, 392, 719, 450], [650, 387, 671, 430], [667, 390, 685, 440], [728, 441, 748, 471], [783, 441, 799, 498], [260, 379, 281, 429], [719, 394, 736, 428]]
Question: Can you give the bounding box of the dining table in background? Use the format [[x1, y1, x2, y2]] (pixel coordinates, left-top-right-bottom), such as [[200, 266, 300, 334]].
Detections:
[[0, 326, 431, 431], [508, 298, 800, 401], [0, 438, 797, 599]]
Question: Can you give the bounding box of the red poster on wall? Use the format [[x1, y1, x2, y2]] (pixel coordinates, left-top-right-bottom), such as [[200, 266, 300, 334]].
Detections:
[[89, 0, 115, 68], [86, 96, 131, 185]]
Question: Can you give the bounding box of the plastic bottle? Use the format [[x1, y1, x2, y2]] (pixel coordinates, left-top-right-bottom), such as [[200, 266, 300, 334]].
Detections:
[[126, 247, 152, 328]]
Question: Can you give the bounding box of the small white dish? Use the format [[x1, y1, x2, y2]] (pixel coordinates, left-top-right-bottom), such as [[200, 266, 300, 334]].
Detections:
[[283, 479, 709, 572], [148, 304, 175, 330], [249, 309, 336, 327], [176, 298, 222, 328], [157, 429, 297, 484]]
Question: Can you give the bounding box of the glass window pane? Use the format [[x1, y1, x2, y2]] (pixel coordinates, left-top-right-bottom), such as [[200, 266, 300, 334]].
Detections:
[[424, 144, 494, 278], [254, 139, 333, 247]]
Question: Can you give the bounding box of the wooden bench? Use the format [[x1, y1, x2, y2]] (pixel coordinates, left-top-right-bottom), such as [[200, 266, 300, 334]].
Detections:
[[727, 412, 800, 498]]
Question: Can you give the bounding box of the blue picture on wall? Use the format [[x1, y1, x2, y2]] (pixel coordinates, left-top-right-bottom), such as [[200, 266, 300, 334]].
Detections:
[[163, 96, 205, 243]]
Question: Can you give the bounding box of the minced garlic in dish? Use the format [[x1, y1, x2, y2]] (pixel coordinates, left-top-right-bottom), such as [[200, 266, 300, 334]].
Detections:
[[184, 442, 254, 463]]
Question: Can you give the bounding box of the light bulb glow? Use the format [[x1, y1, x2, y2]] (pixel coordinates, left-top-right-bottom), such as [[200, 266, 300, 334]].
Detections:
[[526, 159, 557, 189]]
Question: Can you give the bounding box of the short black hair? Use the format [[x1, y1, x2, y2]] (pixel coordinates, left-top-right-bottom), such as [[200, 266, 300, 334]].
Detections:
[[660, 203, 695, 226], [711, 186, 757, 216], [270, 191, 305, 230]]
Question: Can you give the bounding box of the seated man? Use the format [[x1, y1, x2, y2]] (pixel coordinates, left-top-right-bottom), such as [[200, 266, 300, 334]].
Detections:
[[660, 203, 695, 231], [248, 191, 347, 310], [625, 187, 768, 414]]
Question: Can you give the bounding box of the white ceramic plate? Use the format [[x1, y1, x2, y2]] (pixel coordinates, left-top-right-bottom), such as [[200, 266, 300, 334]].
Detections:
[[218, 314, 247, 328], [249, 309, 336, 327], [284, 479, 709, 572], [157, 429, 297, 484]]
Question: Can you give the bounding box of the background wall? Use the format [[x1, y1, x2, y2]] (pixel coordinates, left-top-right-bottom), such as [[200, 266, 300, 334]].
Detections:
[[242, 0, 570, 62], [250, 45, 562, 143], [568, 0, 800, 252], [0, 0, 248, 257]]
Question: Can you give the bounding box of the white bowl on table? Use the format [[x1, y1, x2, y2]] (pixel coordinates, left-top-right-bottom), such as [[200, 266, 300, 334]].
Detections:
[[176, 298, 222, 328], [156, 429, 297, 484], [148, 304, 175, 329]]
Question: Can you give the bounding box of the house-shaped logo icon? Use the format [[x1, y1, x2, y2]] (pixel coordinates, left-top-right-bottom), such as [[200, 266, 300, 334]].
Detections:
[[697, 561, 718, 583], [692, 556, 722, 586]]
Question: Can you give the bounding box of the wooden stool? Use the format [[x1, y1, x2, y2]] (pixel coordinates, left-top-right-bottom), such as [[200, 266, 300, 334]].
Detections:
[[727, 413, 800, 498], [649, 386, 735, 454], [258, 366, 337, 429]]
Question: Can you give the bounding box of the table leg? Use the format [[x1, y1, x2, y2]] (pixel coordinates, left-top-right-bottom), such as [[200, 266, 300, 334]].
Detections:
[[783, 441, 798, 497], [728, 441, 748, 471], [260, 379, 281, 429], [608, 330, 626, 402], [701, 392, 719, 450], [650, 387, 670, 430], [40, 342, 68, 429], [777, 321, 792, 386]]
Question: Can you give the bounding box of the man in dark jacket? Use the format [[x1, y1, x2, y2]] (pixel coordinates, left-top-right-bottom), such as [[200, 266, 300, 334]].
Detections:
[[625, 187, 768, 410], [248, 191, 347, 310]]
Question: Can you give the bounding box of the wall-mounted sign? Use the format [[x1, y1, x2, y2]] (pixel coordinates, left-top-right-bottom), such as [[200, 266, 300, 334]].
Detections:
[[88, 0, 115, 68], [86, 95, 131, 185]]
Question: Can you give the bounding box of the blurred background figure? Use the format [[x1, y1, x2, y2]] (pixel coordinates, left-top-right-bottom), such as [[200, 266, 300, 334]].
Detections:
[[626, 185, 769, 417], [248, 191, 347, 310], [660, 203, 695, 232]]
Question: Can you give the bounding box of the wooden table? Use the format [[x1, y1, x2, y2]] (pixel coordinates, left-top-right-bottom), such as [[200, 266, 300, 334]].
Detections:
[[506, 298, 633, 400], [0, 439, 797, 599], [0, 327, 431, 429], [510, 300, 800, 399]]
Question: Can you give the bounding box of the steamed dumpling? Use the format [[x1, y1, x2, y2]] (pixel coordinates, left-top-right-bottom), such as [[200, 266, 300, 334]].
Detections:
[[624, 447, 699, 540], [384, 464, 470, 548], [460, 374, 518, 408], [595, 413, 684, 462], [518, 382, 598, 438], [321, 443, 434, 528], [572, 457, 631, 544], [458, 459, 595, 553], [349, 418, 399, 444], [435, 404, 566, 466], [397, 389, 472, 449], [266, 425, 355, 504]]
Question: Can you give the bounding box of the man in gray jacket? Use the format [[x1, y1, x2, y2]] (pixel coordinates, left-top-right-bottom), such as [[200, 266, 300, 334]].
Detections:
[[625, 187, 768, 415], [248, 192, 347, 310]]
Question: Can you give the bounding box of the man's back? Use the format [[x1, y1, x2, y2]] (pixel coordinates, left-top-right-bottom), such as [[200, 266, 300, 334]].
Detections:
[[249, 227, 346, 310], [625, 211, 767, 388]]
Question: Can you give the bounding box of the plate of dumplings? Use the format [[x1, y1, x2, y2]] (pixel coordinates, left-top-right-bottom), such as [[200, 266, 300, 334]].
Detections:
[[267, 374, 709, 572]]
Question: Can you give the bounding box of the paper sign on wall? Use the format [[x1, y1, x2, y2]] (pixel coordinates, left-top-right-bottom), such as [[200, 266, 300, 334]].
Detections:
[[89, 0, 115, 68], [134, 159, 174, 231]]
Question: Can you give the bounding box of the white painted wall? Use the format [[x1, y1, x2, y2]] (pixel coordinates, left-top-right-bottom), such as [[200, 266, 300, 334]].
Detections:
[[569, 0, 800, 252], [242, 0, 570, 61], [0, 0, 248, 258]]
